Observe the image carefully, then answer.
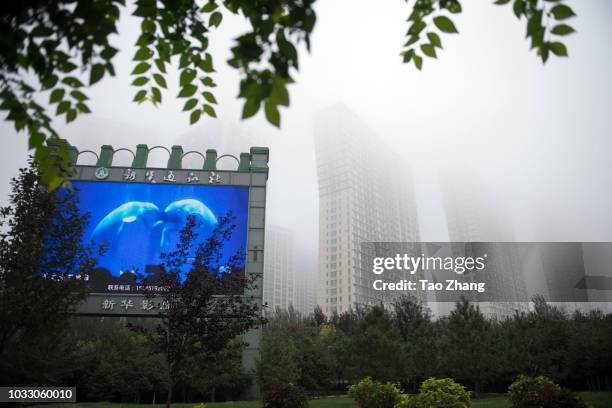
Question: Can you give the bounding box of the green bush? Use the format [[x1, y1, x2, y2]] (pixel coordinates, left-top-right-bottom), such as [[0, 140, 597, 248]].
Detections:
[[508, 375, 588, 408], [262, 383, 308, 408], [348, 377, 404, 408], [405, 377, 471, 408], [394, 393, 414, 408]]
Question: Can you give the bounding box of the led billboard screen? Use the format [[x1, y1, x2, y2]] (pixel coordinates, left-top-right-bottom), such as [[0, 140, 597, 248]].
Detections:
[[72, 180, 249, 293]]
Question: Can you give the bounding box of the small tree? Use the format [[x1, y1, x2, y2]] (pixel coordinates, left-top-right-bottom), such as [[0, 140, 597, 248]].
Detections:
[[133, 213, 264, 408], [0, 161, 99, 384]]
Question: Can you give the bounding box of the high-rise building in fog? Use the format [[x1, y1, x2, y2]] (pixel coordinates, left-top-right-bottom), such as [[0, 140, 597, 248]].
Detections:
[[314, 104, 420, 314], [263, 225, 295, 311], [263, 225, 317, 314], [293, 250, 318, 314], [438, 167, 528, 318]]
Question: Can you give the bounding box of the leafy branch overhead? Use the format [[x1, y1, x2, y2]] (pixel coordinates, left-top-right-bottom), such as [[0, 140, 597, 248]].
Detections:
[[0, 0, 576, 189], [401, 0, 576, 69]]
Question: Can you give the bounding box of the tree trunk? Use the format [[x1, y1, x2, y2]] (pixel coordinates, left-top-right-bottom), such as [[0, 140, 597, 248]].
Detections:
[[166, 386, 173, 408], [211, 387, 216, 403]]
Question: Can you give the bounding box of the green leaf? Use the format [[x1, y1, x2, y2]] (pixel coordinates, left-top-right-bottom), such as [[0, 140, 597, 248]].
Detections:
[[100, 46, 118, 60], [270, 79, 289, 107], [538, 43, 550, 63], [202, 2, 218, 12], [90, 64, 106, 85], [402, 49, 415, 63], [551, 24, 575, 36], [199, 53, 214, 72], [427, 32, 442, 48], [277, 32, 298, 62], [190, 109, 202, 124], [29, 133, 45, 149], [56, 101, 70, 115], [67, 107, 77, 122], [151, 87, 162, 104], [242, 98, 260, 119], [49, 88, 65, 104], [549, 42, 568, 56], [155, 59, 166, 73], [413, 54, 423, 70], [141, 19, 156, 33], [76, 102, 91, 113], [42, 75, 59, 90], [153, 73, 167, 88], [203, 104, 216, 118], [201, 76, 216, 87], [47, 176, 64, 192], [132, 62, 151, 75], [202, 91, 217, 104], [421, 43, 437, 58], [134, 47, 151, 61], [132, 76, 150, 86], [183, 98, 198, 111], [527, 10, 543, 38], [178, 84, 197, 98], [180, 69, 196, 86], [70, 90, 88, 101], [62, 76, 84, 88], [408, 20, 426, 36], [513, 0, 524, 18], [551, 4, 576, 20], [133, 89, 147, 102], [494, 0, 512, 4], [210, 11, 223, 28], [404, 35, 419, 47], [264, 102, 280, 127], [179, 52, 190, 69], [433, 16, 458, 33]]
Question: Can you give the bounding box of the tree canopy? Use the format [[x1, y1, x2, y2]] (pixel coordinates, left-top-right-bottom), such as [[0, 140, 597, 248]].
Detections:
[[0, 0, 576, 188]]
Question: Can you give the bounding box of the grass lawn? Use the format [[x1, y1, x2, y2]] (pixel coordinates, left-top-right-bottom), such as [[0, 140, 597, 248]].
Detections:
[[42, 392, 612, 408]]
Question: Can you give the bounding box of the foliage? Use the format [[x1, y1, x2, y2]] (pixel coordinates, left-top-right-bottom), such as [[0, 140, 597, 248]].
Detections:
[[260, 295, 612, 397], [257, 307, 335, 395], [508, 375, 588, 408], [1, 1, 577, 188], [440, 298, 495, 395], [0, 0, 316, 188], [132, 214, 264, 407], [69, 318, 167, 403], [262, 383, 308, 408], [401, 0, 576, 70], [334, 305, 405, 383], [185, 338, 252, 402], [412, 377, 471, 408], [347, 377, 404, 408], [0, 160, 99, 385], [393, 295, 436, 391]]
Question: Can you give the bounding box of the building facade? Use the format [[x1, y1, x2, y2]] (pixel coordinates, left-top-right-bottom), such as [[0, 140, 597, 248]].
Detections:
[[314, 104, 420, 314]]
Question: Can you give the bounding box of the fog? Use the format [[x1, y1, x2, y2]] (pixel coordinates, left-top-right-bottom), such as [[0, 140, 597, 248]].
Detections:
[[1, 1, 611, 285]]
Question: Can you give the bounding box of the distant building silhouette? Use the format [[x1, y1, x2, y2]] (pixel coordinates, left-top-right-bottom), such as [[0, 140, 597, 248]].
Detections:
[[438, 167, 528, 318]]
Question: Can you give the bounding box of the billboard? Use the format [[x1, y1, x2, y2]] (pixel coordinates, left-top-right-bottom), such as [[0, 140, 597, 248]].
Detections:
[[73, 180, 249, 293]]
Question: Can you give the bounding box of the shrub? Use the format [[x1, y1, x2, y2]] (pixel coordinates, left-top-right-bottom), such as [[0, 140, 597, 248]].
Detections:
[[551, 388, 589, 408], [262, 383, 308, 408], [394, 393, 414, 408], [508, 375, 588, 408], [348, 377, 404, 408], [412, 378, 471, 408]]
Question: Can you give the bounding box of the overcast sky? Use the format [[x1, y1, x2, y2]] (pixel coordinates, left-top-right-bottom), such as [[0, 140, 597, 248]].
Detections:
[[1, 1, 611, 268]]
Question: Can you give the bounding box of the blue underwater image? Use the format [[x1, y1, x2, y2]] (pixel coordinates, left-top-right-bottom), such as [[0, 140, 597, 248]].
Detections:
[[73, 181, 249, 282]]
